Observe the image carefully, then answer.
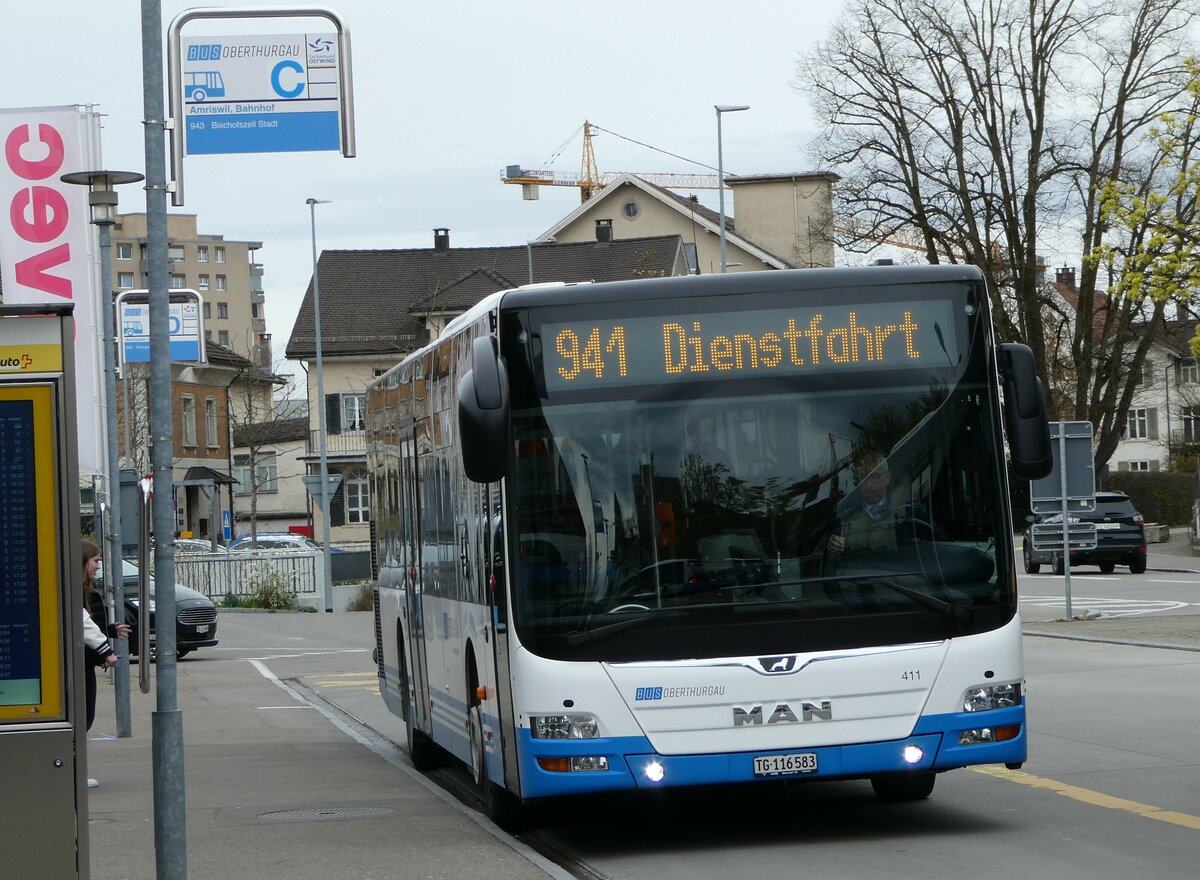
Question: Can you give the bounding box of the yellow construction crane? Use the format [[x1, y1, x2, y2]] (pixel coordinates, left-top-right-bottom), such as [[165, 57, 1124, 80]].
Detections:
[[502, 121, 721, 202]]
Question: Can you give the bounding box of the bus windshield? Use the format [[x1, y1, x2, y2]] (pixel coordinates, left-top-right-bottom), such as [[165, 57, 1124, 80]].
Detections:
[[501, 283, 1015, 662]]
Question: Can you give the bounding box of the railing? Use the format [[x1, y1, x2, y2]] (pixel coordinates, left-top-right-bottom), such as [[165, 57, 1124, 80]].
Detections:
[[307, 429, 366, 456], [174, 550, 323, 599]]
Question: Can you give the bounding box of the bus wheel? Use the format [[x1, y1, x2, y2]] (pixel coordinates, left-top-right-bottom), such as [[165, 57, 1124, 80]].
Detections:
[[870, 772, 936, 803], [469, 701, 528, 831]]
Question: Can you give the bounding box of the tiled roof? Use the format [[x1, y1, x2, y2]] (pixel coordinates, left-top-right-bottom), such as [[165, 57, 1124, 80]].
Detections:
[[286, 234, 685, 359], [232, 416, 308, 447]]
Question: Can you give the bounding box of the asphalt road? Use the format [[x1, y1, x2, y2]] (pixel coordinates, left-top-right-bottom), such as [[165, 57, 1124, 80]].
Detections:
[[198, 604, 1200, 880]]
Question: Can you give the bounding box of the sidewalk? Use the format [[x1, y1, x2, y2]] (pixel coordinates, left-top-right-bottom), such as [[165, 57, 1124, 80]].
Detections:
[[84, 613, 559, 880]]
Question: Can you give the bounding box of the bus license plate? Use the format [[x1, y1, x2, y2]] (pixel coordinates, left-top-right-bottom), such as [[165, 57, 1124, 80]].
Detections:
[[753, 752, 818, 776], [195, 625, 209, 633]]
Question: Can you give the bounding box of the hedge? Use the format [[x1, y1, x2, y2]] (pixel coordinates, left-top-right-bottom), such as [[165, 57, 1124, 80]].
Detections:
[[1103, 471, 1198, 526]]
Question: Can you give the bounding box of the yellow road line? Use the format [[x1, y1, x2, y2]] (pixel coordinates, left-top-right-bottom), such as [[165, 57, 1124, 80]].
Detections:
[[971, 766, 1200, 830]]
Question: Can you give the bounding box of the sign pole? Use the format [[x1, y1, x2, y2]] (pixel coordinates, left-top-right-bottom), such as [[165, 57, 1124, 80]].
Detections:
[[1059, 427, 1072, 619]]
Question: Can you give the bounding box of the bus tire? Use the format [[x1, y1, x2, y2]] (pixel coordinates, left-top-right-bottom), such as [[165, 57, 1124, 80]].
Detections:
[[468, 702, 527, 831], [870, 772, 936, 802]]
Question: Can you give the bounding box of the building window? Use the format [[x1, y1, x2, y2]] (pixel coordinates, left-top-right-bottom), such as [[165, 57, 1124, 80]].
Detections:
[[197, 245, 208, 263], [117, 272, 134, 288], [170, 274, 186, 288], [217, 302, 228, 319], [216, 275, 227, 291], [181, 395, 196, 446], [233, 452, 278, 494], [251, 303, 260, 318], [205, 330, 212, 341], [116, 243, 133, 260], [1184, 407, 1200, 443], [205, 397, 218, 448], [1127, 460, 1151, 472], [1127, 408, 1150, 439], [345, 468, 370, 523], [342, 393, 366, 431], [218, 330, 230, 347], [198, 274, 209, 290], [1181, 358, 1200, 384], [168, 245, 186, 262], [622, 199, 641, 219], [202, 302, 211, 319], [215, 247, 226, 263]]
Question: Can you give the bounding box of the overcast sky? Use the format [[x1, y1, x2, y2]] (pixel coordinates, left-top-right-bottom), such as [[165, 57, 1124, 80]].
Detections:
[[11, 1, 844, 380]]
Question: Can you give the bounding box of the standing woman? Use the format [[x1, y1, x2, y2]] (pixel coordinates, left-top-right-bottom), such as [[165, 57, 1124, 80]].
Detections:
[[81, 539, 130, 787]]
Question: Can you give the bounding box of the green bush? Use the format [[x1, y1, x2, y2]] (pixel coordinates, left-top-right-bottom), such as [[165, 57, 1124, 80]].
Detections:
[[243, 563, 298, 611], [345, 583, 374, 612], [1103, 471, 1196, 526]]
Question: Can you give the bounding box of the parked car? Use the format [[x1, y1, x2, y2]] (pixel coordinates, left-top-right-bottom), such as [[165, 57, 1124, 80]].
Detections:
[[1022, 491, 1147, 575], [97, 559, 219, 658], [228, 533, 345, 552], [228, 533, 320, 552], [173, 538, 229, 555]]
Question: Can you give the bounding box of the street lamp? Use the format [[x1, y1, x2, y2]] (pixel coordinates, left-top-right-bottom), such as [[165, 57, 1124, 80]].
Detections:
[[525, 236, 556, 284], [307, 198, 336, 613], [715, 104, 750, 273], [60, 168, 144, 739]]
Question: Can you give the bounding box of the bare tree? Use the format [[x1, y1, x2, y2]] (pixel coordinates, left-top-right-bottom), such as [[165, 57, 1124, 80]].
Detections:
[[227, 360, 293, 540], [797, 0, 1196, 469]]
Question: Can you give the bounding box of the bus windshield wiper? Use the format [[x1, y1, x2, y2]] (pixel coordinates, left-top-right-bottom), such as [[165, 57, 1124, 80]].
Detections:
[[842, 574, 971, 624], [565, 609, 685, 646]]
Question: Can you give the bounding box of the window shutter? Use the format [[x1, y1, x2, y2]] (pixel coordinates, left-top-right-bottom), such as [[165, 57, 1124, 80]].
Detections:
[[1117, 461, 1129, 471], [1148, 408, 1159, 440], [325, 394, 341, 435], [1151, 460, 1161, 472], [330, 477, 345, 526]]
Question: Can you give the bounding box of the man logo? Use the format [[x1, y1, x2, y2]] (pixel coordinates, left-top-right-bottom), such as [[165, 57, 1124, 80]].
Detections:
[[733, 701, 833, 726], [759, 655, 797, 674]]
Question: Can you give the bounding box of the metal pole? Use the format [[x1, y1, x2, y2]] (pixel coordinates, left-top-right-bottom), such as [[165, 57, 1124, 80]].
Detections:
[[527, 241, 533, 284], [714, 105, 748, 274], [98, 221, 132, 737], [716, 110, 727, 274], [308, 198, 335, 613], [1059, 427, 1072, 619], [141, 0, 187, 876]]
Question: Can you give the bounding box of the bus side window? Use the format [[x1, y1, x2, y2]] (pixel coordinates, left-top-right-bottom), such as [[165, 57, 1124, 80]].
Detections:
[[488, 485, 507, 627]]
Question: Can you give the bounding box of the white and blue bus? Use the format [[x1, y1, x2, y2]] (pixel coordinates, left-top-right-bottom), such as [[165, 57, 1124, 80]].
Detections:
[[367, 265, 1051, 828]]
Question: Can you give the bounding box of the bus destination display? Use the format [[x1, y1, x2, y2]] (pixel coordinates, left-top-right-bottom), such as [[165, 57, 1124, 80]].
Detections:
[[543, 300, 960, 391], [0, 399, 42, 707]]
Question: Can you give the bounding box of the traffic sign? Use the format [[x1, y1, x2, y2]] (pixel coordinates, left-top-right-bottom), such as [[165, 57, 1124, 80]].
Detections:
[[302, 473, 342, 508], [181, 33, 342, 155], [1029, 421, 1096, 513]]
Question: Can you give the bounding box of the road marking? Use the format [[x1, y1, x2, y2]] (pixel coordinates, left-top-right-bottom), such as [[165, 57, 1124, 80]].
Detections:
[[1021, 595, 1191, 617], [971, 766, 1200, 830]]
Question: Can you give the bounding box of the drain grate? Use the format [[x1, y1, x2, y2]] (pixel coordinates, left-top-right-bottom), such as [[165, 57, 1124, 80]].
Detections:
[[257, 806, 396, 824]]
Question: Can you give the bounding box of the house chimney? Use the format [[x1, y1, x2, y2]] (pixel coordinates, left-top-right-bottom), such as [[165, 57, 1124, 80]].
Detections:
[[433, 227, 450, 253], [1055, 266, 1075, 289], [595, 218, 613, 244]]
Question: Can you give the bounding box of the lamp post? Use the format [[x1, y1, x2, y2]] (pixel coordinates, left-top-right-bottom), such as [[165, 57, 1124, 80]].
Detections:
[[715, 104, 749, 273], [307, 198, 336, 613], [525, 237, 556, 284], [60, 169, 145, 739]]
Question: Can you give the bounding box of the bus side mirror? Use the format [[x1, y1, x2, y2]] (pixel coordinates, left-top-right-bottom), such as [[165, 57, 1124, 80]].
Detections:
[[998, 342, 1052, 480], [458, 335, 510, 483]]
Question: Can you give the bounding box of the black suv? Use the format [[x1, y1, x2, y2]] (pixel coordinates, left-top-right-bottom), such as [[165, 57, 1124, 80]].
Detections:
[[1022, 491, 1147, 575]]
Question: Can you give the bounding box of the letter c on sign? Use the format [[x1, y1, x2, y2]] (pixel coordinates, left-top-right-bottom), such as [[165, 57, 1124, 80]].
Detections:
[[271, 60, 305, 99], [5, 124, 66, 181]]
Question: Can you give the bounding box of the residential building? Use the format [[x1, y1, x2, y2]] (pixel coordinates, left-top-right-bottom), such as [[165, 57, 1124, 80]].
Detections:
[[1049, 266, 1199, 474], [117, 341, 284, 540], [231, 416, 311, 535], [110, 212, 271, 366], [540, 171, 839, 273], [286, 231, 692, 544]]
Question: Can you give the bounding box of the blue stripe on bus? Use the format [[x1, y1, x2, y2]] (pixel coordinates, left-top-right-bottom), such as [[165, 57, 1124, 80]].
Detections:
[[514, 705, 1026, 799]]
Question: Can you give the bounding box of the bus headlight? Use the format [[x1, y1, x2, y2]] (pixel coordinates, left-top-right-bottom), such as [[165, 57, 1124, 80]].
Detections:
[[531, 714, 600, 739], [962, 682, 1021, 712]]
